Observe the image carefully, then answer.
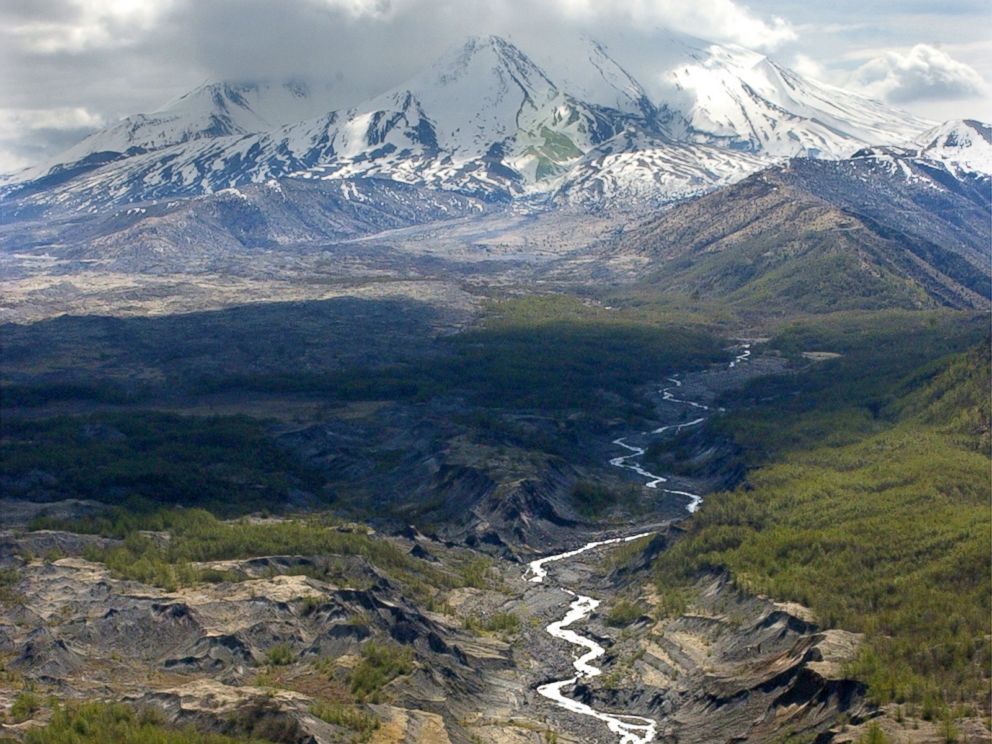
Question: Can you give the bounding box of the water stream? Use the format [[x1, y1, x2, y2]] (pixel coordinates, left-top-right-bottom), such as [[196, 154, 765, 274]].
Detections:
[[527, 534, 657, 744], [523, 345, 750, 742]]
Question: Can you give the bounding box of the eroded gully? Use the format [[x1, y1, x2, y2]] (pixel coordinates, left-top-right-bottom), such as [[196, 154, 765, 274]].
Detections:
[[523, 344, 751, 743]]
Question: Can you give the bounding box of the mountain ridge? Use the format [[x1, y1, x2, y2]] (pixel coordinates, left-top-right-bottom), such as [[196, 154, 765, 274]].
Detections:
[[0, 33, 939, 220], [608, 152, 991, 311]]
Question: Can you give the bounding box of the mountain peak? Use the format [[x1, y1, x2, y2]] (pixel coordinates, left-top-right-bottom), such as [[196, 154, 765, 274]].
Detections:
[[12, 78, 339, 183], [428, 34, 556, 94], [917, 119, 991, 149], [2, 30, 942, 217], [913, 119, 992, 175]]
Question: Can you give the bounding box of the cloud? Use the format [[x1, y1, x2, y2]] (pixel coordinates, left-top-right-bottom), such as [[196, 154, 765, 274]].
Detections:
[[791, 53, 826, 81], [5, 0, 175, 54], [541, 0, 796, 50], [0, 106, 104, 171], [851, 44, 986, 102], [0, 0, 804, 171]]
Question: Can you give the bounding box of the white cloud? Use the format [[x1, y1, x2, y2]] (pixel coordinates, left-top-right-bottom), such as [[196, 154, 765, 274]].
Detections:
[[9, 0, 175, 53], [0, 106, 104, 172], [851, 43, 986, 102], [791, 53, 826, 81], [547, 0, 796, 49], [0, 106, 103, 130]]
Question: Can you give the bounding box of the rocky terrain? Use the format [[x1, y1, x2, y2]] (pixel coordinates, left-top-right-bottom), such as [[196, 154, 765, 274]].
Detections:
[[0, 348, 907, 744], [0, 517, 874, 744]]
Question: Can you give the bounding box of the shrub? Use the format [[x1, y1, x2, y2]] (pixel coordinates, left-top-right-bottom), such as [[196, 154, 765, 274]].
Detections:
[[349, 642, 414, 701], [605, 600, 645, 627], [24, 701, 263, 743], [9, 691, 41, 723], [265, 643, 295, 667], [309, 702, 378, 740]]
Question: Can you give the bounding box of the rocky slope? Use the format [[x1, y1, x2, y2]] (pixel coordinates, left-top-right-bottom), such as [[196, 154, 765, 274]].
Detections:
[[606, 152, 992, 311], [0, 522, 874, 744]]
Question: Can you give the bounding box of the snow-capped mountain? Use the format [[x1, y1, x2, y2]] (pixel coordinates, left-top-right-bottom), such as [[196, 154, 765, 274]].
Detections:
[[12, 80, 340, 186], [912, 120, 992, 176], [838, 119, 992, 194], [550, 128, 769, 208], [634, 32, 933, 158], [0, 33, 940, 220]]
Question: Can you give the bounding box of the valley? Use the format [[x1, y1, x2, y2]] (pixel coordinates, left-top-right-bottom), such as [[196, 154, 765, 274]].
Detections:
[[0, 335, 872, 743], [0, 21, 990, 744], [2, 293, 988, 743]]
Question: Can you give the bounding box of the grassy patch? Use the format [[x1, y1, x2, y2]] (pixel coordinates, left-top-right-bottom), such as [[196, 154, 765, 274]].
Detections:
[[570, 481, 634, 517], [9, 691, 42, 723], [23, 702, 266, 744], [348, 642, 414, 702], [37, 508, 461, 603], [465, 611, 521, 635], [0, 569, 22, 607], [265, 644, 295, 667], [309, 702, 378, 741], [604, 600, 646, 627]]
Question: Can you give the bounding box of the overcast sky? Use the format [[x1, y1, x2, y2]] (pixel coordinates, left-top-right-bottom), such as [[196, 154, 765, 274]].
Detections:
[[1, 0, 989, 173]]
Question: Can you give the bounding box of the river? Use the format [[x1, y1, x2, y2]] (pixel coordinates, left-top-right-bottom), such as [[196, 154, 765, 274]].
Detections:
[[523, 345, 749, 742]]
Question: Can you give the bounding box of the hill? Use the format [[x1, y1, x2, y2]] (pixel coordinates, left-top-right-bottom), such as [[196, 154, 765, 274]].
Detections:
[[609, 151, 991, 312]]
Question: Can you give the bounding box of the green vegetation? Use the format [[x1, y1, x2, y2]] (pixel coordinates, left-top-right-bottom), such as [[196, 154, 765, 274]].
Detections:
[[857, 722, 889, 744], [653, 585, 689, 620], [0, 569, 21, 607], [33, 508, 461, 604], [455, 557, 495, 589], [1, 295, 726, 535], [0, 412, 324, 515], [465, 611, 521, 635], [348, 642, 414, 701], [9, 691, 42, 723], [193, 296, 724, 416], [571, 481, 629, 517], [604, 599, 646, 627], [441, 297, 723, 412], [308, 702, 378, 742], [654, 313, 991, 714], [482, 611, 521, 633], [707, 311, 988, 461], [24, 702, 267, 744], [597, 534, 655, 573], [265, 643, 295, 667]]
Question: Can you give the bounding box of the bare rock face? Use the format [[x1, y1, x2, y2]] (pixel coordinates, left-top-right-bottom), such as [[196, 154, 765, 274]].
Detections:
[[0, 547, 519, 742], [0, 523, 913, 744], [134, 680, 315, 741], [630, 577, 867, 743]]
